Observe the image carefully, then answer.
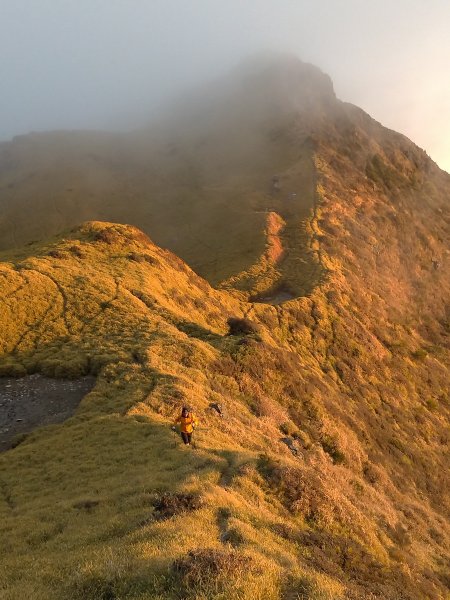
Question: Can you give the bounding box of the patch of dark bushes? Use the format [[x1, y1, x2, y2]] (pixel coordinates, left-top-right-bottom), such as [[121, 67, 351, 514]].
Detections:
[[39, 356, 90, 379], [320, 434, 346, 465], [212, 354, 239, 378], [129, 229, 153, 247], [258, 456, 347, 526], [176, 321, 215, 341], [69, 245, 85, 258], [94, 229, 119, 245], [0, 360, 27, 377], [227, 317, 260, 337], [220, 527, 245, 547], [258, 456, 315, 516], [365, 154, 408, 191], [362, 461, 380, 485], [130, 289, 156, 310], [271, 523, 301, 542], [300, 530, 385, 582], [127, 252, 157, 265], [172, 548, 252, 588], [47, 249, 65, 259], [192, 297, 207, 311], [387, 522, 411, 548], [152, 492, 203, 520]]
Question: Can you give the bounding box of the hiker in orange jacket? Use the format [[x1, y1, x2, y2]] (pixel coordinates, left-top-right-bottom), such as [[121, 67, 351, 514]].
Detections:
[[172, 406, 198, 445]]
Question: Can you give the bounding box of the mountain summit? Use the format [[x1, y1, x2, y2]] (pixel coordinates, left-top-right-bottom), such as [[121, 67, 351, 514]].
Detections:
[[0, 57, 449, 599], [174, 54, 336, 124]]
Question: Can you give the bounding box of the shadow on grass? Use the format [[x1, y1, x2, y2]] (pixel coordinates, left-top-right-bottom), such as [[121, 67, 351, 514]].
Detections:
[[174, 320, 224, 344]]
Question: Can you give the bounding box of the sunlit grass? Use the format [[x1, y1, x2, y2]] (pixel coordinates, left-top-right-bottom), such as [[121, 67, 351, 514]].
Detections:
[[0, 211, 449, 599]]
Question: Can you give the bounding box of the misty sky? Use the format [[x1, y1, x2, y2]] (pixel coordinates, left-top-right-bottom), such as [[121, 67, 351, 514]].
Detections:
[[1, 0, 449, 172]]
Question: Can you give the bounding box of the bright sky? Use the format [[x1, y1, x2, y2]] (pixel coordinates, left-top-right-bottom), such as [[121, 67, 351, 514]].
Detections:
[[1, 0, 449, 172]]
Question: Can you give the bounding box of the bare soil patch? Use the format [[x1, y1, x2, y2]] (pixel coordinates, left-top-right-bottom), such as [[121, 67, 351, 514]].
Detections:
[[0, 374, 95, 452]]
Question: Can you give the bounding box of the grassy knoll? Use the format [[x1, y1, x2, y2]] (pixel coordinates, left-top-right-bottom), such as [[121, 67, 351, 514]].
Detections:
[[0, 214, 449, 599]]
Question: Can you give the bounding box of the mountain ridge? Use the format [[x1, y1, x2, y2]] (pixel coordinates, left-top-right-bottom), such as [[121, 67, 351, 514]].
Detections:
[[0, 57, 449, 599], [0, 209, 448, 598], [4, 55, 447, 296]]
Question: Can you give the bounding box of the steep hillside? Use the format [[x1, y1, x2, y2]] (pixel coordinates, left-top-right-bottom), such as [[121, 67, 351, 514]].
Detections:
[[0, 215, 449, 599]]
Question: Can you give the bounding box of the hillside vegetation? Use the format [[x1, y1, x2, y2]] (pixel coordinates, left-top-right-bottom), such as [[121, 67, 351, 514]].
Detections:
[[0, 212, 448, 600], [1, 56, 449, 599]]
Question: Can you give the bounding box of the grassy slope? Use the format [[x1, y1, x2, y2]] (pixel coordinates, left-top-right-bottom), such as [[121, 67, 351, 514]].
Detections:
[[0, 210, 449, 600]]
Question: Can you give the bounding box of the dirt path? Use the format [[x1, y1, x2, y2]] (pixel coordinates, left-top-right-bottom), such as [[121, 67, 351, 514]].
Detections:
[[0, 374, 95, 452]]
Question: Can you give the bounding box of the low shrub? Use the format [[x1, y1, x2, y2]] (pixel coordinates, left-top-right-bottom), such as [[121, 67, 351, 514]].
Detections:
[[40, 357, 89, 379], [227, 317, 260, 336], [173, 547, 253, 591], [363, 462, 381, 486], [68, 245, 85, 258], [0, 360, 27, 377], [300, 530, 385, 583], [94, 229, 119, 245], [127, 252, 157, 265], [47, 249, 65, 259], [220, 527, 245, 546], [280, 421, 302, 438], [320, 434, 346, 465], [152, 492, 203, 520], [258, 457, 334, 525]]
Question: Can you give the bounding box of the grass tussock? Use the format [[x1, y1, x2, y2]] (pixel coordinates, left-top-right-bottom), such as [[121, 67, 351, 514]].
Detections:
[[153, 492, 204, 520], [173, 548, 280, 600]]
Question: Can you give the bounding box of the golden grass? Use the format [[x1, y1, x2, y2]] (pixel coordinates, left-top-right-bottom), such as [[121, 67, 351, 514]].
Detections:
[[1, 89, 450, 599], [0, 215, 448, 599]]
